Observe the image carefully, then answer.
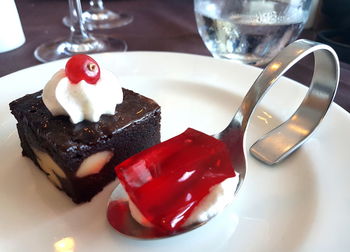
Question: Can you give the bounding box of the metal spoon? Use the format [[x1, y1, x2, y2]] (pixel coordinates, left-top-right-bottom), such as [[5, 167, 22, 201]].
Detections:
[[107, 39, 339, 239]]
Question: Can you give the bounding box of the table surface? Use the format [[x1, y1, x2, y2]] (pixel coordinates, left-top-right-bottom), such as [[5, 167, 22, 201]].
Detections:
[[1, 0, 350, 113]]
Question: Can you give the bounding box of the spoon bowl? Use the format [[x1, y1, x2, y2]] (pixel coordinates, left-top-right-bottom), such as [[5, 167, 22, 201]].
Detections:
[[107, 39, 339, 239]]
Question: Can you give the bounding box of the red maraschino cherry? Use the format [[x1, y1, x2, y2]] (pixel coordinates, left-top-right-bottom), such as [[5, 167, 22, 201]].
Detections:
[[114, 128, 236, 233], [65, 54, 100, 84]]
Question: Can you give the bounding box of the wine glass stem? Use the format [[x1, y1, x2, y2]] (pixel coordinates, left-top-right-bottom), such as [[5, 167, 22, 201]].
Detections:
[[89, 0, 104, 11], [68, 0, 90, 43]]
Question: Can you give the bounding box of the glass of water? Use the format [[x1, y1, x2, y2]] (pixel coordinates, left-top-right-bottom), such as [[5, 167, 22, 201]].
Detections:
[[194, 0, 312, 66]]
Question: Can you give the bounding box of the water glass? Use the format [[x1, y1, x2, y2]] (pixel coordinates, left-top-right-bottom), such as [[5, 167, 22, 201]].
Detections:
[[194, 0, 312, 66]]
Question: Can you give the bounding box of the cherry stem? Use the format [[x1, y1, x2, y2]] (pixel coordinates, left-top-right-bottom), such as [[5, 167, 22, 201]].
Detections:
[[88, 63, 97, 72]]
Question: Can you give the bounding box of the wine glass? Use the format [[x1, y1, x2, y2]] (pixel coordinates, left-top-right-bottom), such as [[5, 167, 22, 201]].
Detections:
[[63, 0, 133, 30], [34, 0, 127, 63], [194, 0, 312, 66]]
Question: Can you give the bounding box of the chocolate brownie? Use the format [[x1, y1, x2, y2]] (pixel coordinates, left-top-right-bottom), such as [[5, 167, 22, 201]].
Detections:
[[9, 88, 161, 203]]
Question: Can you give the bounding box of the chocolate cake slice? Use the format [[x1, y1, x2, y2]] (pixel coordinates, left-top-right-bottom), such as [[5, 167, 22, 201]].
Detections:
[[9, 88, 161, 203]]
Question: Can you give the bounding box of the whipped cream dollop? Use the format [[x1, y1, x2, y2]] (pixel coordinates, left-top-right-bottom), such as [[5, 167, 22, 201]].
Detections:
[[128, 177, 238, 228], [42, 68, 123, 123]]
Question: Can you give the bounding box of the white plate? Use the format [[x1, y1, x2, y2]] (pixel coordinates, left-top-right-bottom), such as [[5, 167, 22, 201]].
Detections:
[[1, 52, 350, 252]]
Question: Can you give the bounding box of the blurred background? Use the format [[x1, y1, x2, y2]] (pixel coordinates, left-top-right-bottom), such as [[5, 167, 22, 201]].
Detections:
[[0, 0, 349, 112], [1, 0, 349, 76]]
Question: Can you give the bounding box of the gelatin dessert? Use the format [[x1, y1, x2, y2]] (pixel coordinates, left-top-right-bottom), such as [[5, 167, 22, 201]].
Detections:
[[108, 128, 237, 235], [9, 55, 161, 204]]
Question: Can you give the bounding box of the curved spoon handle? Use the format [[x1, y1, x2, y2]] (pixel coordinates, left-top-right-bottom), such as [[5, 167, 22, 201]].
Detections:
[[235, 39, 340, 165]]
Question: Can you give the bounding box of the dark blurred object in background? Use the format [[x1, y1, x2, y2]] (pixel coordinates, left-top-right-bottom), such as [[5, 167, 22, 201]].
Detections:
[[322, 0, 350, 29], [316, 0, 350, 63]]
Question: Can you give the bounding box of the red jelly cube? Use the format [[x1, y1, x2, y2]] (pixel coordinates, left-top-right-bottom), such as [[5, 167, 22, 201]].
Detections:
[[115, 128, 235, 233]]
